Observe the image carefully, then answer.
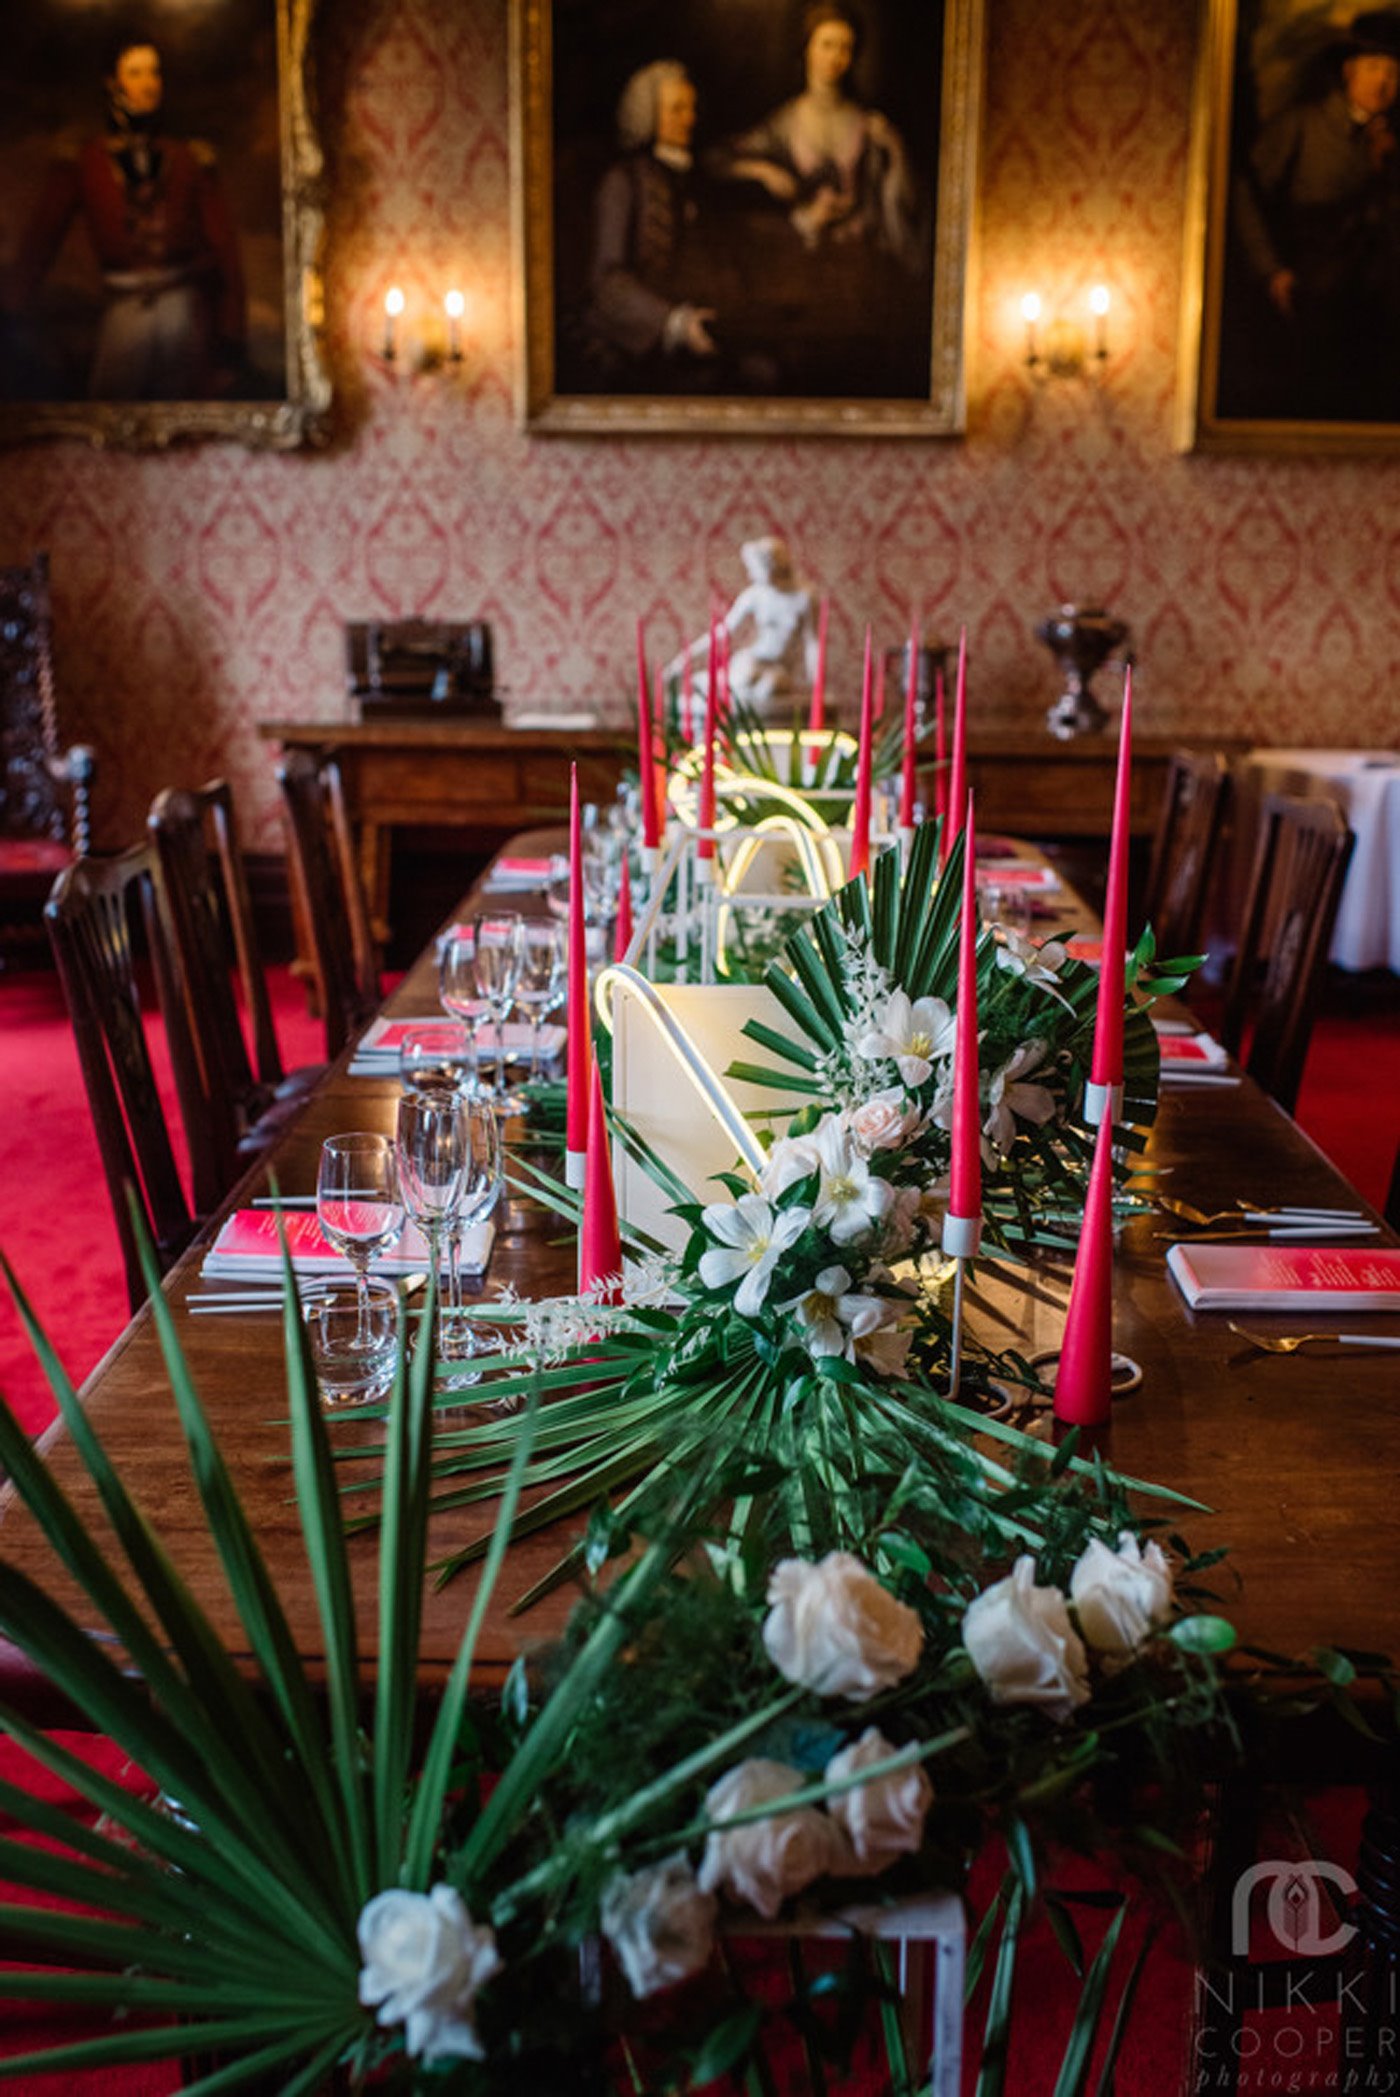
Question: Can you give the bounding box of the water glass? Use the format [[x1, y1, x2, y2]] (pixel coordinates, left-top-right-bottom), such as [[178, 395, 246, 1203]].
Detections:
[[302, 1277, 399, 1408], [398, 1020, 476, 1098], [513, 920, 565, 1079], [438, 925, 482, 1060], [471, 913, 523, 1110], [316, 1133, 404, 1338]]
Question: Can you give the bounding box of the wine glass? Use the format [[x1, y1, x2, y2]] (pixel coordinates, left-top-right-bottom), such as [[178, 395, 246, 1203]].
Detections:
[[398, 1020, 476, 1098], [316, 1133, 405, 1340], [395, 1089, 468, 1354], [437, 925, 482, 1088], [437, 1097, 503, 1378], [471, 913, 523, 1111], [513, 920, 566, 1081]]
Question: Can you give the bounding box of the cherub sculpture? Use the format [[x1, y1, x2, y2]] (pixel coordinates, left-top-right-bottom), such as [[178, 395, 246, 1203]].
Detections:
[[669, 536, 818, 720]]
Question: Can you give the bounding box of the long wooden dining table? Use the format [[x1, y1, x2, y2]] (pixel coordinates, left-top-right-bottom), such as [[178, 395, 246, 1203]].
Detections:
[[3, 829, 1399, 1710]]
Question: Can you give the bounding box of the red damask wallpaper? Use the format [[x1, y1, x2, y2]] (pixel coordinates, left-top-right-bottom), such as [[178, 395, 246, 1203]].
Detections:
[[2, 0, 1397, 851]]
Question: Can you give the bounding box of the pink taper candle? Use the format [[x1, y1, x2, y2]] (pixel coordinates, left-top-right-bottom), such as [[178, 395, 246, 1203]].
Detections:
[[944, 794, 982, 1252], [613, 848, 634, 962], [944, 627, 968, 861], [1053, 1109, 1115, 1427], [849, 625, 874, 882], [933, 666, 947, 824], [697, 619, 718, 863], [1088, 668, 1133, 1110], [580, 1062, 622, 1301], [899, 617, 920, 831], [808, 594, 829, 734], [652, 664, 669, 844], [565, 765, 592, 1185], [636, 624, 660, 852]]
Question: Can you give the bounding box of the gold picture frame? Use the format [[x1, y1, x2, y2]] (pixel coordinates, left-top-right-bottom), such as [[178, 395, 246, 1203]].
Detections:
[[511, 0, 983, 437], [1177, 0, 1400, 454], [0, 0, 329, 451]]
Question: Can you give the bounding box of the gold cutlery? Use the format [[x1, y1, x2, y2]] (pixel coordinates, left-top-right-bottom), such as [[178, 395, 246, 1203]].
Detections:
[[1228, 1322, 1400, 1354], [1158, 1197, 1367, 1228]]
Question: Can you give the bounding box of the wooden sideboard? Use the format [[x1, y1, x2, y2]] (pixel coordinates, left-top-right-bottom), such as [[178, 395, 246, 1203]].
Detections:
[[258, 716, 1248, 951]]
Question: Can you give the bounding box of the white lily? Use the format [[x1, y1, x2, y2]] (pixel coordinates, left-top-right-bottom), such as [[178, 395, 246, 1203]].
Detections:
[[780, 1265, 889, 1360], [700, 1194, 810, 1317], [856, 988, 956, 1087], [983, 1041, 1058, 1157], [995, 928, 1074, 1006], [808, 1117, 894, 1245]]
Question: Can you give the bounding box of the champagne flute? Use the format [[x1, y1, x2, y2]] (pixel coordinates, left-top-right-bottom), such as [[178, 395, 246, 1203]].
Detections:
[[513, 920, 566, 1081], [471, 913, 523, 1111], [437, 926, 482, 1092], [435, 1096, 503, 1379], [395, 1090, 469, 1355], [316, 1133, 405, 1340]]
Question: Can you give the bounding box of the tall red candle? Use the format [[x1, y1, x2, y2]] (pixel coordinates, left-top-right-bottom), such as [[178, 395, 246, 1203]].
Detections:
[[899, 616, 920, 831], [580, 1062, 622, 1301], [566, 765, 592, 1174], [849, 626, 874, 882], [636, 624, 660, 852], [613, 847, 634, 962], [697, 619, 718, 863], [1089, 669, 1133, 1094], [933, 666, 948, 824], [652, 663, 669, 843], [1053, 1108, 1115, 1427], [808, 594, 829, 735], [944, 627, 968, 861], [945, 795, 982, 1240]]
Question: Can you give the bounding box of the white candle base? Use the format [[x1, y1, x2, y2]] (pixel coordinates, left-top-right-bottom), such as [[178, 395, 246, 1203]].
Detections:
[[1083, 1081, 1123, 1127], [640, 845, 659, 879], [941, 1213, 981, 1260], [565, 1148, 587, 1192]]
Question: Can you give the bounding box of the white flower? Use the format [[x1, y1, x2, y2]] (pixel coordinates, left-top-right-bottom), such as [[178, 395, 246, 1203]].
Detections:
[[760, 1131, 822, 1201], [763, 1550, 923, 1700], [857, 988, 956, 1087], [357, 1884, 500, 2062], [600, 1854, 717, 2000], [982, 1041, 1058, 1157], [826, 1727, 933, 1873], [780, 1264, 888, 1360], [1070, 1533, 1174, 1656], [807, 1117, 894, 1245], [962, 1556, 1090, 1724], [699, 1194, 809, 1317], [995, 928, 1072, 1002], [852, 1318, 914, 1380], [697, 1759, 839, 1919], [848, 1089, 921, 1158]]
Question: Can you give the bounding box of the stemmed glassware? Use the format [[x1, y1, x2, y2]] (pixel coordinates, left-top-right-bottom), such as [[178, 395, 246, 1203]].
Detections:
[[438, 926, 482, 1091], [398, 1020, 476, 1097], [470, 913, 523, 1111], [513, 920, 566, 1081], [316, 1133, 405, 1340], [395, 1089, 502, 1376]]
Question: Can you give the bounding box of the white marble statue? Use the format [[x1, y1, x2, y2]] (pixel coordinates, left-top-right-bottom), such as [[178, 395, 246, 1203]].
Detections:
[[669, 536, 818, 719]]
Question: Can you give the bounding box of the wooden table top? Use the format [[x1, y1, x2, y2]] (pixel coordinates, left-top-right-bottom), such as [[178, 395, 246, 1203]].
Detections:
[[4, 831, 1398, 1693]]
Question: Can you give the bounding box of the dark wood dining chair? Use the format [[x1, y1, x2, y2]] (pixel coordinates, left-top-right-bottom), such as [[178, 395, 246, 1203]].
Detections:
[[0, 551, 96, 963], [148, 781, 325, 1213], [1140, 749, 1231, 962], [44, 844, 202, 1313], [1220, 793, 1354, 1116], [276, 748, 381, 1059]]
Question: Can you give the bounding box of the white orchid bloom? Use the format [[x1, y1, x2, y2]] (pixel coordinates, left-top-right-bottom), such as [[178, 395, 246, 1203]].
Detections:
[[807, 1117, 894, 1245], [699, 1194, 809, 1317], [856, 988, 956, 1087], [983, 1041, 1058, 1157], [994, 929, 1074, 1006], [759, 1131, 822, 1201], [780, 1265, 889, 1360]]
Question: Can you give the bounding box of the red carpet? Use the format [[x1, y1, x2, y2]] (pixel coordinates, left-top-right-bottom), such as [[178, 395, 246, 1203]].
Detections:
[[0, 956, 1395, 2094]]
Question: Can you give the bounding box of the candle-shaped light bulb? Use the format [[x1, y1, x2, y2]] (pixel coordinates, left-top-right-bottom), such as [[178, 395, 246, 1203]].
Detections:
[[1089, 282, 1110, 360], [383, 285, 405, 360], [1020, 291, 1041, 364], [444, 287, 465, 361]]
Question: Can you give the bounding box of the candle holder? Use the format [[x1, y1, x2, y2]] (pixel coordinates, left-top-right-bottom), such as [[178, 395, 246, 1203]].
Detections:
[[1034, 604, 1128, 741]]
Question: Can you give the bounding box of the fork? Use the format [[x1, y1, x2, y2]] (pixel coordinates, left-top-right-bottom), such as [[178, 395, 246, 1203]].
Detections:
[[1158, 1197, 1367, 1228], [1228, 1322, 1400, 1353]]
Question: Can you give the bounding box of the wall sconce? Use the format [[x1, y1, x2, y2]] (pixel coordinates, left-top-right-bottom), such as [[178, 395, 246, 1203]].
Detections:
[[372, 285, 471, 375], [1021, 284, 1112, 379], [382, 285, 405, 362]]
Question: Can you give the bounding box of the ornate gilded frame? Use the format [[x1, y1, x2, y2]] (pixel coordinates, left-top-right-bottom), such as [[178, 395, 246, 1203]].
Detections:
[[511, 0, 983, 437], [0, 0, 329, 451], [1176, 0, 1400, 455]]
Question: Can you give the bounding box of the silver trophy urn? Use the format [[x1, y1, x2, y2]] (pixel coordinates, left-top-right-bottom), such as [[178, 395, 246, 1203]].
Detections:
[[1034, 605, 1128, 740]]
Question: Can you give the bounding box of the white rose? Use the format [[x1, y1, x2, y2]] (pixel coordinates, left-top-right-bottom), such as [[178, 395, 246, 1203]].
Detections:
[[1070, 1532, 1174, 1656], [962, 1556, 1090, 1724], [357, 1883, 501, 2061], [848, 1090, 916, 1157], [600, 1854, 717, 1999], [697, 1759, 839, 1919], [763, 1551, 923, 1701], [826, 1727, 933, 1874]]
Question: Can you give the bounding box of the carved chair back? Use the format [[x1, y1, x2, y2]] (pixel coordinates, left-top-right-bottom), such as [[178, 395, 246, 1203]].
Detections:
[[276, 749, 380, 1059], [1140, 750, 1231, 964], [1, 552, 96, 953]]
